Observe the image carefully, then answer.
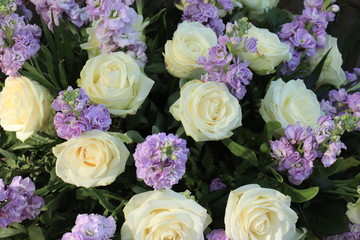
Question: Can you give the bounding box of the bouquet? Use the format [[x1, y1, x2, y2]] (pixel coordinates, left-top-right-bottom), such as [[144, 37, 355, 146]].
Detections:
[[0, 0, 359, 239]]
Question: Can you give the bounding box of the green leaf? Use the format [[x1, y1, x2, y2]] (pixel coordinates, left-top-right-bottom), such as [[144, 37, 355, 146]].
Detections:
[[0, 223, 26, 238], [152, 125, 160, 134], [312, 157, 360, 179], [145, 63, 166, 73], [89, 188, 117, 212], [304, 48, 332, 89], [0, 148, 17, 160], [126, 130, 144, 143], [28, 225, 45, 240], [304, 201, 349, 235], [222, 138, 258, 167], [281, 185, 319, 203], [264, 121, 282, 140], [108, 132, 133, 144]]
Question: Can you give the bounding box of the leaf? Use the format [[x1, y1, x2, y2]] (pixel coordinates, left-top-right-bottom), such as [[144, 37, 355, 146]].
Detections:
[[222, 138, 258, 167], [304, 48, 332, 89], [312, 157, 360, 179], [28, 225, 45, 240], [145, 63, 166, 73], [304, 201, 349, 236], [152, 125, 160, 134], [0, 148, 17, 160], [126, 130, 144, 143], [264, 121, 282, 140], [108, 132, 133, 144], [281, 185, 319, 203], [0, 223, 26, 238]]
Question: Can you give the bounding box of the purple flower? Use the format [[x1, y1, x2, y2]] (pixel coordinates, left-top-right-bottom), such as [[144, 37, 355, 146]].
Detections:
[[225, 58, 252, 100], [321, 140, 346, 167], [244, 37, 258, 53], [81, 104, 111, 131], [0, 176, 44, 229], [62, 214, 116, 240], [206, 229, 231, 240], [62, 232, 84, 240], [345, 71, 357, 82], [182, 0, 225, 35], [315, 116, 335, 143], [134, 133, 189, 190], [54, 112, 89, 140], [329, 89, 349, 103], [288, 158, 314, 185], [209, 178, 227, 192], [323, 223, 360, 240], [347, 92, 360, 112], [218, 0, 234, 11]]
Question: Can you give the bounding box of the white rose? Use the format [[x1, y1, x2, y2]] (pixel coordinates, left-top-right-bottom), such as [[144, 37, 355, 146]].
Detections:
[[78, 52, 154, 117], [164, 21, 217, 79], [121, 189, 211, 240], [0, 76, 52, 141], [170, 80, 242, 142], [53, 130, 130, 188], [80, 22, 101, 58], [309, 34, 346, 88], [237, 23, 291, 75], [259, 79, 323, 128], [225, 184, 302, 240], [240, 0, 279, 20], [346, 198, 360, 224]]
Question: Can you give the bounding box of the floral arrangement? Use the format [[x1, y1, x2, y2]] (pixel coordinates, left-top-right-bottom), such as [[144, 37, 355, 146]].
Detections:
[[0, 0, 359, 239]]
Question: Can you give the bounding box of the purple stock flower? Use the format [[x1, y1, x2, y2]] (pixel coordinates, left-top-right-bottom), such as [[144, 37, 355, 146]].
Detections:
[[52, 87, 112, 139], [81, 104, 111, 131], [0, 176, 44, 229], [62, 214, 116, 240], [288, 158, 314, 185], [347, 92, 360, 112], [209, 178, 226, 192], [345, 71, 357, 82], [323, 223, 360, 240], [225, 58, 252, 99], [218, 0, 234, 11], [244, 37, 257, 53], [321, 140, 346, 167], [182, 0, 225, 35], [315, 116, 335, 143], [206, 229, 231, 240], [54, 112, 89, 140], [328, 88, 349, 103], [134, 133, 189, 190]]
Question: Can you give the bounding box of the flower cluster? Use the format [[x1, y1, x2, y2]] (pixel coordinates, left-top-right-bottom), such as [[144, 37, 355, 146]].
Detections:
[[199, 19, 254, 100], [270, 116, 347, 185], [278, 0, 338, 74], [206, 229, 231, 240], [0, 3, 41, 76], [0, 176, 45, 228], [321, 88, 360, 130], [29, 0, 88, 30], [85, 0, 147, 67], [181, 0, 225, 36], [62, 214, 116, 240], [134, 133, 189, 190], [323, 223, 360, 240], [345, 67, 360, 84], [209, 177, 227, 192], [52, 87, 111, 140]]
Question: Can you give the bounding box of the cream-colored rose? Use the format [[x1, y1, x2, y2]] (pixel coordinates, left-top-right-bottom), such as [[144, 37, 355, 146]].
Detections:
[[237, 23, 291, 75], [225, 184, 302, 240], [121, 189, 211, 240], [78, 52, 154, 117], [0, 76, 52, 142], [164, 21, 217, 79], [53, 130, 129, 188], [346, 198, 360, 224], [80, 22, 101, 58], [170, 80, 242, 142], [259, 79, 323, 128], [309, 34, 346, 88], [240, 0, 279, 20]]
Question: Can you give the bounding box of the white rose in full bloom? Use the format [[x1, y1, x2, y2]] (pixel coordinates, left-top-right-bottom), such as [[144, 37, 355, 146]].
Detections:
[[121, 189, 211, 240], [346, 198, 360, 224], [164, 21, 217, 79], [259, 79, 323, 128], [237, 23, 291, 75], [309, 34, 346, 88], [170, 80, 242, 142], [78, 52, 154, 117], [225, 184, 302, 240], [0, 76, 52, 141], [53, 130, 130, 188], [239, 0, 279, 20]]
